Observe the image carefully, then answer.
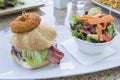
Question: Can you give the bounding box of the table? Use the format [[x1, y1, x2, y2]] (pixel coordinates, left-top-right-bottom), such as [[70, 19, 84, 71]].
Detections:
[[0, 0, 120, 80]]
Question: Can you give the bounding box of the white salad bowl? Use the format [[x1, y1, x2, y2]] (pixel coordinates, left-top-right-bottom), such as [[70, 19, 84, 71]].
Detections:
[[73, 36, 114, 55]]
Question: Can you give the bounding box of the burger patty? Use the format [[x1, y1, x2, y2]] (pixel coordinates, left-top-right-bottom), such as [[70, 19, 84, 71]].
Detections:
[[12, 46, 25, 61]]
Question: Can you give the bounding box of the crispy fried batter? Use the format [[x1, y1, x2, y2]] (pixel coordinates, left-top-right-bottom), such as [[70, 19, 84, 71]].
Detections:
[[10, 12, 41, 33], [96, 0, 120, 10]]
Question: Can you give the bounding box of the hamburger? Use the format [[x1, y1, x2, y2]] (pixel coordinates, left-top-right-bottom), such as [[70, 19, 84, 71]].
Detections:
[[10, 12, 64, 69]]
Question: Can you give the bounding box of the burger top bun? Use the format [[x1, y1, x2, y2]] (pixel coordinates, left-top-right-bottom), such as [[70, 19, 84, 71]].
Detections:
[[10, 22, 57, 51]]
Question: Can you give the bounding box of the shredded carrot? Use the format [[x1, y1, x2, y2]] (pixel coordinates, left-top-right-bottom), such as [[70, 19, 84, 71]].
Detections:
[[103, 22, 107, 30], [88, 15, 114, 25], [88, 18, 101, 24], [102, 15, 114, 23], [93, 13, 105, 18], [96, 24, 104, 41], [77, 15, 93, 20], [78, 13, 105, 20], [77, 14, 114, 41]]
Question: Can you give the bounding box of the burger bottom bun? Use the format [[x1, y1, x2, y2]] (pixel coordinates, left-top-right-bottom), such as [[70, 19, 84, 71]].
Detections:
[[11, 49, 50, 69]]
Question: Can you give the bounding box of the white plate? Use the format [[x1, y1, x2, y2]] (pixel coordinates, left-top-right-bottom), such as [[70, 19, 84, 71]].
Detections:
[[0, 0, 44, 16], [0, 29, 120, 79], [92, 0, 120, 15]]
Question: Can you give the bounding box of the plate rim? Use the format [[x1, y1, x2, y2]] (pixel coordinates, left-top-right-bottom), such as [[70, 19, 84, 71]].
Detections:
[[0, 0, 44, 16], [0, 33, 120, 79]]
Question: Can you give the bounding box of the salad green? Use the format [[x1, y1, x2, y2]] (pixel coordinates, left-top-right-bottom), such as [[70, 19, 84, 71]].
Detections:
[[0, 0, 24, 9], [70, 7, 116, 43], [0, 0, 5, 8], [22, 49, 48, 67], [88, 7, 101, 16], [105, 24, 116, 39]]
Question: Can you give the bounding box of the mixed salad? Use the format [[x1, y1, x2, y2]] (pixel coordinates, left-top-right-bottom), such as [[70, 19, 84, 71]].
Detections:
[[0, 0, 24, 9], [70, 7, 116, 43]]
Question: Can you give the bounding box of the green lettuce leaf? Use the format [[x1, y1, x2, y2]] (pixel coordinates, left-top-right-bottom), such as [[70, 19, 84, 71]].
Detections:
[[7, 0, 24, 6], [22, 49, 48, 67], [0, 0, 5, 7], [71, 15, 85, 24], [87, 34, 99, 40], [0, 0, 4, 3], [85, 36, 91, 42], [72, 30, 86, 40], [71, 15, 80, 24], [88, 7, 101, 16], [105, 24, 116, 38]]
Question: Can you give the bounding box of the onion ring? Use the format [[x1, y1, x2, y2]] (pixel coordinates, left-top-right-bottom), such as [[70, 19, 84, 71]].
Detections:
[[10, 12, 41, 33]]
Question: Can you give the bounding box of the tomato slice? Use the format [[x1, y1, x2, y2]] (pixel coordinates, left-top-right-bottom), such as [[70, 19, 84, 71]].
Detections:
[[82, 29, 90, 34], [103, 34, 111, 41]]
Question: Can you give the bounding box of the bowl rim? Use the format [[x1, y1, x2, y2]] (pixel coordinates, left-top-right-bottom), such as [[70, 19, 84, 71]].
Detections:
[[69, 22, 118, 46], [73, 35, 117, 46]]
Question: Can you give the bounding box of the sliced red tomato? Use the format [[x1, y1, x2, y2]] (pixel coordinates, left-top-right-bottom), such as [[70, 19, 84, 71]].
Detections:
[[81, 29, 90, 34], [103, 34, 111, 41]]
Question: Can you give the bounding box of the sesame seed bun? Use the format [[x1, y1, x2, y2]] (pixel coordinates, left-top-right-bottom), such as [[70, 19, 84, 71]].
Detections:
[[10, 12, 57, 69], [10, 22, 57, 52]]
